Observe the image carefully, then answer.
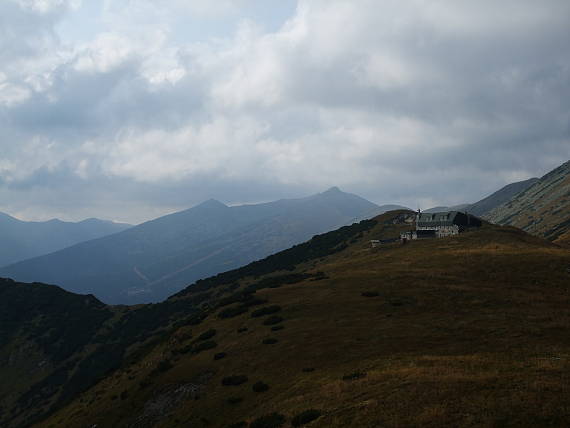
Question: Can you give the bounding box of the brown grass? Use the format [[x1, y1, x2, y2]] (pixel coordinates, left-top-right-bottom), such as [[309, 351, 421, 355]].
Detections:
[[38, 219, 570, 428]]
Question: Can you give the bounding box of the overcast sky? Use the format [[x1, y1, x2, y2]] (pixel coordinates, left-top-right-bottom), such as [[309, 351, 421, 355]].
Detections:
[[1, 0, 569, 224]]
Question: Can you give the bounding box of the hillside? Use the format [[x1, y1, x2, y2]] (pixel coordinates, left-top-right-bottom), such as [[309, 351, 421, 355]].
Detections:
[[467, 178, 539, 217], [2, 211, 570, 427], [0, 188, 381, 304], [0, 214, 131, 267], [485, 160, 570, 240]]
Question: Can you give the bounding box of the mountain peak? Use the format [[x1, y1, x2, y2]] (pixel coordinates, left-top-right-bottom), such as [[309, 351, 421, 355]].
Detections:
[[195, 198, 228, 210], [323, 186, 342, 194]]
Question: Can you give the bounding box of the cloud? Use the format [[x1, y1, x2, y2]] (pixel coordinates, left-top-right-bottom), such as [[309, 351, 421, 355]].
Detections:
[[0, 0, 569, 222]]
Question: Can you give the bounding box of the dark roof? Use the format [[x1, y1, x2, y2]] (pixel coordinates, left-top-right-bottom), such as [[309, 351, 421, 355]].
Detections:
[[417, 211, 481, 228]]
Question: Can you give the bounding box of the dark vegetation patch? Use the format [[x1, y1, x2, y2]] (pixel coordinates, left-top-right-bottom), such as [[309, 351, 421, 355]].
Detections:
[[177, 340, 217, 355], [263, 316, 284, 326], [262, 338, 278, 345], [218, 305, 249, 319], [251, 306, 282, 318], [252, 381, 269, 392], [226, 397, 243, 405], [361, 291, 379, 297], [250, 413, 287, 428], [0, 278, 112, 364], [302, 368, 315, 372], [191, 340, 217, 354], [309, 271, 329, 281], [237, 327, 248, 333], [151, 359, 173, 375], [270, 325, 284, 332], [342, 371, 367, 381], [218, 293, 267, 308], [221, 375, 248, 386], [197, 329, 217, 341], [228, 422, 247, 428], [292, 409, 322, 427], [213, 352, 226, 360]]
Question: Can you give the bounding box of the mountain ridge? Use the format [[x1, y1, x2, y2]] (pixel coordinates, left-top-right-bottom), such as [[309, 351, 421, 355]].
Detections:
[[0, 213, 132, 267], [0, 188, 383, 304]]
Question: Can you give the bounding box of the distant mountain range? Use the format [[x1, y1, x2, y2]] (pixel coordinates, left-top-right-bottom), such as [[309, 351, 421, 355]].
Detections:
[[0, 187, 388, 304], [485, 160, 570, 241], [0, 213, 131, 267]]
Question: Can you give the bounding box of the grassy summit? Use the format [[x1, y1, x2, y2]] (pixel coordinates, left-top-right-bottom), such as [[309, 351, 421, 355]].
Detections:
[[3, 211, 570, 427]]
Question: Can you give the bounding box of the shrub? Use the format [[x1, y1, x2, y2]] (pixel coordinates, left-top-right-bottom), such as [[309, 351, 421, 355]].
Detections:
[[263, 316, 284, 326], [361, 291, 379, 297], [228, 422, 247, 428], [302, 367, 315, 372], [227, 396, 243, 405], [291, 409, 322, 427], [309, 271, 329, 281], [150, 359, 173, 375], [251, 305, 282, 318], [250, 413, 286, 428], [191, 340, 217, 354], [243, 297, 268, 307], [222, 375, 248, 386], [262, 338, 278, 345], [342, 371, 366, 381], [197, 329, 216, 341], [218, 305, 248, 319], [214, 352, 227, 360], [271, 325, 284, 332], [237, 327, 248, 333], [252, 381, 269, 392]]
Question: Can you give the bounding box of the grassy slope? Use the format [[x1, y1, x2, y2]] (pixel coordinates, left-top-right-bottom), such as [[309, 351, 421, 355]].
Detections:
[[37, 214, 570, 428]]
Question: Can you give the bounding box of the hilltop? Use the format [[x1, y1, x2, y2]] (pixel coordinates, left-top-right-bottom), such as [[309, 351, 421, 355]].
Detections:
[[2, 211, 570, 427], [485, 160, 570, 241]]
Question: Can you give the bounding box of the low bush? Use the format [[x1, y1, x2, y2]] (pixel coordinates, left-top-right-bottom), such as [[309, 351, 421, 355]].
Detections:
[[190, 340, 217, 354], [342, 371, 366, 381], [263, 316, 284, 326], [227, 396, 243, 405], [218, 305, 248, 319], [237, 327, 248, 333], [302, 367, 315, 372], [228, 422, 247, 428], [252, 381, 269, 392], [361, 291, 379, 297], [251, 305, 282, 318], [222, 375, 248, 386], [309, 271, 329, 281], [197, 329, 217, 341], [150, 359, 173, 376], [213, 352, 227, 360], [250, 413, 286, 428], [262, 338, 278, 345], [292, 409, 322, 427], [270, 325, 284, 332]]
